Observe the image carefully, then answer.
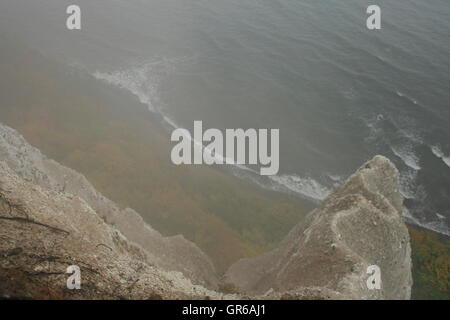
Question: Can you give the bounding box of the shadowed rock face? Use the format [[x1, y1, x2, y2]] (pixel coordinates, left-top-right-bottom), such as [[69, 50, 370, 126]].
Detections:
[[0, 161, 225, 299], [224, 156, 412, 300], [0, 123, 219, 290], [0, 123, 412, 299]]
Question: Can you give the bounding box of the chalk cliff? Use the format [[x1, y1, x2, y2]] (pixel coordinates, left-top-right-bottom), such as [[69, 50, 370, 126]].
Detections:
[[0, 123, 412, 299], [224, 156, 412, 299], [0, 123, 219, 291]]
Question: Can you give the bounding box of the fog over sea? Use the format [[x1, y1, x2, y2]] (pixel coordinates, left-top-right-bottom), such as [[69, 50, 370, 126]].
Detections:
[[1, 0, 449, 235]]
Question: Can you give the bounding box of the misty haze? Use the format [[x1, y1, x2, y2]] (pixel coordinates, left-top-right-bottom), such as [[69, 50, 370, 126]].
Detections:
[[0, 0, 448, 303]]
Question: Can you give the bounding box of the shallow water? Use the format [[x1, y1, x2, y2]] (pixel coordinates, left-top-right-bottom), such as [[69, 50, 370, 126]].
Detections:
[[1, 0, 449, 234]]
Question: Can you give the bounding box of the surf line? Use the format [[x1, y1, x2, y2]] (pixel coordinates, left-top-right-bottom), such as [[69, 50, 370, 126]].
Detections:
[[170, 121, 279, 176]]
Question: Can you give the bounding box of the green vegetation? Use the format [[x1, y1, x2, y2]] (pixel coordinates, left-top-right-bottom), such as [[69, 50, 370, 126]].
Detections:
[[409, 225, 450, 300]]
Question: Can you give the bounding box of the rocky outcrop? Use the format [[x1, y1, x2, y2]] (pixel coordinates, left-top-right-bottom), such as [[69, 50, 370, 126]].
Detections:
[[0, 123, 218, 290], [0, 161, 229, 299], [224, 156, 412, 299], [0, 123, 412, 299]]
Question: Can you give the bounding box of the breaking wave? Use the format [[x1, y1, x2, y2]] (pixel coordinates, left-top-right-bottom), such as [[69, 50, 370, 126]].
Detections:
[[431, 145, 450, 168], [396, 91, 418, 105], [93, 62, 162, 112], [93, 60, 241, 167], [404, 208, 450, 237], [92, 61, 333, 203], [269, 174, 331, 201], [92, 63, 445, 233], [391, 144, 421, 171], [399, 169, 418, 200]]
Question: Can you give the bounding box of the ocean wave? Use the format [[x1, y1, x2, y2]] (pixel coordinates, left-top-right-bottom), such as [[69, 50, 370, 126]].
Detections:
[[162, 115, 178, 129], [403, 208, 450, 237], [93, 64, 161, 112], [93, 64, 258, 175], [92, 62, 444, 235], [93, 57, 191, 113], [436, 213, 446, 220], [269, 174, 331, 201], [431, 145, 450, 168], [391, 144, 421, 171], [399, 169, 418, 200], [400, 185, 449, 236], [327, 174, 343, 182], [92, 61, 333, 202], [326, 173, 344, 188], [396, 90, 418, 105]]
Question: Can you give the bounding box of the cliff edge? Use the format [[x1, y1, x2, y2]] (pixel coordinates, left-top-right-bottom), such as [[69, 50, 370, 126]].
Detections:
[[0, 123, 218, 290], [0, 123, 412, 299], [224, 156, 412, 299]]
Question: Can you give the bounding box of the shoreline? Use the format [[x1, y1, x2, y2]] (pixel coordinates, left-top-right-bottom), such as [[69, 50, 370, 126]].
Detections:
[[0, 36, 311, 272], [90, 65, 450, 238], [0, 35, 447, 298]]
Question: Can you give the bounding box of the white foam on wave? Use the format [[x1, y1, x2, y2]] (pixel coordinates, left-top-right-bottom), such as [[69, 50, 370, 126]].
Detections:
[[163, 116, 250, 170], [92, 61, 449, 236], [93, 62, 358, 205], [162, 117, 255, 172], [403, 208, 450, 237], [163, 115, 178, 130], [326, 173, 344, 188], [93, 56, 193, 111], [396, 91, 418, 105], [391, 144, 421, 171], [328, 174, 342, 182], [173, 128, 331, 200], [399, 169, 418, 200], [431, 145, 450, 168], [94, 62, 449, 237], [94, 63, 161, 112], [398, 172, 435, 234], [436, 213, 445, 220], [93, 61, 257, 174], [269, 174, 331, 201], [93, 61, 332, 201], [357, 111, 448, 235]]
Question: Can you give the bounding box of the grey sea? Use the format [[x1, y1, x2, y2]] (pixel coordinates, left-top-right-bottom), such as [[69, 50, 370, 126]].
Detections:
[[1, 0, 449, 234]]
